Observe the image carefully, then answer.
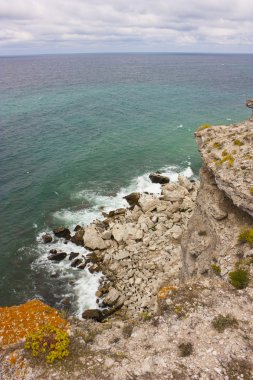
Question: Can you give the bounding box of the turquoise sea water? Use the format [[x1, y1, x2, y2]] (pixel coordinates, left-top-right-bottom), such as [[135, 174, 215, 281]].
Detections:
[[0, 53, 252, 314]]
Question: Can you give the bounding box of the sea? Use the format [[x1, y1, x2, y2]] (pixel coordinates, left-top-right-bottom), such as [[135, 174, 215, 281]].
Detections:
[[0, 53, 252, 317]]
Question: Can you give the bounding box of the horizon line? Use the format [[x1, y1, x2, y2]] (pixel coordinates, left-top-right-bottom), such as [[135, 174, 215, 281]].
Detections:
[[1, 51, 253, 58]]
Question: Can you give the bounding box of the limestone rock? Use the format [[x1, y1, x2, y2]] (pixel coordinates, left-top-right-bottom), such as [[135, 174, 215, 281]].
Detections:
[[195, 118, 253, 217], [83, 225, 107, 250], [102, 230, 112, 240], [103, 288, 121, 306]]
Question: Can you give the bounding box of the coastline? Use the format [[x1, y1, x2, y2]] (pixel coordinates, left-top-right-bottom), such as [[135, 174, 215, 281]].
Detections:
[[1, 114, 253, 379]]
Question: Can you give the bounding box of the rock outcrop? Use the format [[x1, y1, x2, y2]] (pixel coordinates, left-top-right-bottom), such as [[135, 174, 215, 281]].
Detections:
[[195, 118, 253, 216]]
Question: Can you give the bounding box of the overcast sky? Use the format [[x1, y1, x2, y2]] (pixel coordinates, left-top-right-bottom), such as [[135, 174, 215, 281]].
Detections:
[[0, 0, 253, 55]]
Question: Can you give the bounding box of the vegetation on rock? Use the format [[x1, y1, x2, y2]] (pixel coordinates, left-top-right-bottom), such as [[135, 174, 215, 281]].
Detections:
[[212, 314, 238, 333], [25, 324, 70, 364], [211, 263, 221, 276], [228, 268, 250, 289], [238, 227, 253, 246], [178, 342, 193, 357]]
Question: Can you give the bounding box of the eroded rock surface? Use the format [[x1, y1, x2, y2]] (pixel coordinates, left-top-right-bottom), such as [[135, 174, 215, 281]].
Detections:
[[195, 119, 253, 216]]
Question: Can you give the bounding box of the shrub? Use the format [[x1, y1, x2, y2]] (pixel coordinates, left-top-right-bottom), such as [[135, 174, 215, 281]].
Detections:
[[122, 324, 134, 338], [238, 228, 253, 247], [212, 314, 238, 333], [25, 324, 70, 364], [211, 264, 221, 276], [178, 342, 193, 357], [229, 268, 249, 289]]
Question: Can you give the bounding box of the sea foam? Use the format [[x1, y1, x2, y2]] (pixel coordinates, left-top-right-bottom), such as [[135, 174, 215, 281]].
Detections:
[[35, 165, 193, 317]]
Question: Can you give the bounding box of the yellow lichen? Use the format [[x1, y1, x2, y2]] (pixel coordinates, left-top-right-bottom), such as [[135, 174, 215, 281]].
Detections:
[[158, 285, 178, 300]]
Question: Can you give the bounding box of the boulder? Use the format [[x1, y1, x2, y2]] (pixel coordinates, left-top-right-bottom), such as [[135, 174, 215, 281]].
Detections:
[[53, 227, 71, 240], [48, 251, 67, 261], [161, 184, 188, 202], [103, 288, 121, 307], [82, 309, 104, 322], [42, 234, 53, 244], [83, 225, 107, 250], [124, 192, 140, 207], [149, 172, 170, 184], [49, 249, 57, 254], [71, 229, 84, 246]]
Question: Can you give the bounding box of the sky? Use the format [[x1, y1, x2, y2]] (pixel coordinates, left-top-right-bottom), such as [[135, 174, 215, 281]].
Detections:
[[0, 0, 253, 55]]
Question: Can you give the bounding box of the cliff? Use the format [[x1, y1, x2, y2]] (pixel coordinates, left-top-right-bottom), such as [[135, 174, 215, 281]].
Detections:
[[1, 113, 253, 380]]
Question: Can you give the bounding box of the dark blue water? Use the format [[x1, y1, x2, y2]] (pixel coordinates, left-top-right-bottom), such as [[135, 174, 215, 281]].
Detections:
[[0, 53, 252, 312]]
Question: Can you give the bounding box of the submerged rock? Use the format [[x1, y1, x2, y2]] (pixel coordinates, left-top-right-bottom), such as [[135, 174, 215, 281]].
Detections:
[[42, 233, 53, 244], [69, 252, 79, 260], [70, 258, 83, 267], [48, 251, 67, 261]]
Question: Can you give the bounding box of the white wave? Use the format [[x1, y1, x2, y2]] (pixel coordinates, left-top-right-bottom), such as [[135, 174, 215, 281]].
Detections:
[[176, 124, 183, 129], [36, 163, 194, 317], [33, 238, 102, 316]]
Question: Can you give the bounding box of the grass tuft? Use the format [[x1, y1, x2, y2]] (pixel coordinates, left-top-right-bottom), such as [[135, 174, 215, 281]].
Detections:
[[212, 314, 238, 333]]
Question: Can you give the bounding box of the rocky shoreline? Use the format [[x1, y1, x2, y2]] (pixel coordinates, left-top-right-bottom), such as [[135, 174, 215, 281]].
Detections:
[[1, 109, 253, 379], [42, 173, 199, 320]]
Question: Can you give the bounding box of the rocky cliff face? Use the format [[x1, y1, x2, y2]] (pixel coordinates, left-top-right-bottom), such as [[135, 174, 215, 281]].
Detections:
[[182, 118, 253, 279], [195, 119, 253, 216]]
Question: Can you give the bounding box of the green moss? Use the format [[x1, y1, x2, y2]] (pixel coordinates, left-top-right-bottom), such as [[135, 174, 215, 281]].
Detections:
[[238, 228, 253, 247], [250, 187, 253, 196], [25, 324, 70, 364], [228, 268, 250, 289], [211, 264, 221, 276], [178, 342, 193, 357], [233, 139, 244, 146], [212, 314, 238, 333], [139, 311, 152, 321]]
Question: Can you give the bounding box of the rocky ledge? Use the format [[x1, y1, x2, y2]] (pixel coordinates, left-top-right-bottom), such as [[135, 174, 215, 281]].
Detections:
[[195, 118, 253, 216]]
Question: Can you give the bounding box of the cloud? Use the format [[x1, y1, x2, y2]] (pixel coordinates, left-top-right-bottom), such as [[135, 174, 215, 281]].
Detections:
[[0, 0, 252, 54]]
